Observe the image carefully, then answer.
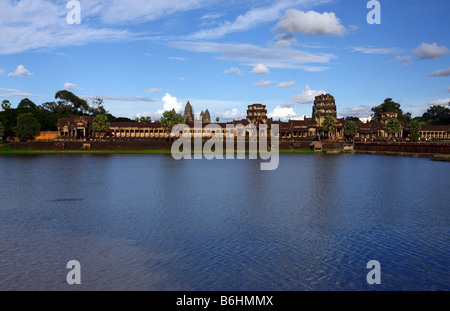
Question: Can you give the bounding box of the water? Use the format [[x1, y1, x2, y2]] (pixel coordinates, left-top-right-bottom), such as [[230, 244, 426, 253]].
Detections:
[[0, 153, 448, 290]]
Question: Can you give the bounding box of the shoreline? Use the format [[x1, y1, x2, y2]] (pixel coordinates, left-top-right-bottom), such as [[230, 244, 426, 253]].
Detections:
[[1, 144, 448, 161]]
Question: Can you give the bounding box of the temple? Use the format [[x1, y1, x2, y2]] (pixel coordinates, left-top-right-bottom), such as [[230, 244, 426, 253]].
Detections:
[[56, 94, 450, 141]]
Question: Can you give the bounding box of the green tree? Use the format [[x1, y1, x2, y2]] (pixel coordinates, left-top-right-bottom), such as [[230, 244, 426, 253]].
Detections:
[[160, 110, 185, 135], [1, 100, 11, 110], [16, 113, 41, 141], [322, 115, 336, 138], [384, 118, 402, 140], [344, 120, 358, 140], [17, 98, 37, 110], [420, 105, 450, 125], [408, 119, 422, 141], [0, 122, 5, 141], [345, 116, 360, 122], [216, 117, 220, 123], [88, 97, 107, 115], [55, 90, 89, 115], [138, 116, 152, 123], [93, 114, 110, 138], [371, 98, 405, 121]]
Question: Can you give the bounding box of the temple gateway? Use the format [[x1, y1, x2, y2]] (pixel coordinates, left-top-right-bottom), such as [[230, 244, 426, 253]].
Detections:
[[57, 94, 449, 141]]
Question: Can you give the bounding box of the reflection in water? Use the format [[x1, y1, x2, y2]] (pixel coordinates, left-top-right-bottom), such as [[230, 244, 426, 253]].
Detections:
[[0, 154, 448, 290]]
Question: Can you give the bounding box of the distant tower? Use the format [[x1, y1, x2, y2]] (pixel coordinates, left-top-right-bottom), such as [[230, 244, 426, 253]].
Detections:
[[246, 103, 268, 125], [203, 109, 211, 123], [312, 94, 337, 127], [184, 101, 194, 122]]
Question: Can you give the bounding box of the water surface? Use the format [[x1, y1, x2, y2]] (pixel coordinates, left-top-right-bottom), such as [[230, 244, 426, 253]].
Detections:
[[0, 154, 448, 290]]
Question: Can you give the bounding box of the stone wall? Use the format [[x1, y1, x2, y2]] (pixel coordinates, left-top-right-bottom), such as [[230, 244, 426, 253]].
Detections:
[[9, 139, 344, 151], [35, 131, 59, 141], [354, 142, 450, 154]]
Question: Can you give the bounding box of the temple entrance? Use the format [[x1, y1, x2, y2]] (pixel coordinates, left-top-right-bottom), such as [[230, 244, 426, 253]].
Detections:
[[76, 129, 85, 140]]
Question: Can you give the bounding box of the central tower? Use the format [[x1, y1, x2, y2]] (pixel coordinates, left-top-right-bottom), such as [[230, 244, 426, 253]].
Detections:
[[312, 94, 337, 126]]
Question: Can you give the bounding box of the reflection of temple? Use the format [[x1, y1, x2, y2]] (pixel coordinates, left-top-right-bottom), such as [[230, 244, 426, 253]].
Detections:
[[59, 94, 448, 141]]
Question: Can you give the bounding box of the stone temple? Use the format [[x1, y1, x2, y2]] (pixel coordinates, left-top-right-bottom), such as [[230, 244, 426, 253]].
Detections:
[[58, 93, 440, 141]]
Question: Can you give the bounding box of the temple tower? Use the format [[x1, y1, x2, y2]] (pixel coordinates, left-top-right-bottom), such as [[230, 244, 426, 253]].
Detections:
[[184, 101, 194, 122], [312, 94, 337, 127], [246, 104, 268, 125]]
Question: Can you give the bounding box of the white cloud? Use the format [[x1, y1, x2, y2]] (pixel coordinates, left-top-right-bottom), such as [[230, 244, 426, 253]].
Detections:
[[395, 55, 411, 62], [268, 105, 305, 121], [275, 9, 346, 36], [187, 0, 333, 40], [338, 105, 372, 119], [82, 95, 155, 102], [0, 87, 39, 98], [168, 56, 187, 61], [134, 93, 184, 121], [352, 46, 404, 54], [271, 33, 296, 48], [148, 88, 162, 93], [200, 13, 224, 20], [255, 80, 273, 87], [172, 41, 334, 69], [64, 82, 78, 90], [8, 65, 33, 77], [413, 42, 450, 60], [291, 85, 326, 104], [178, 77, 186, 80], [100, 0, 211, 24], [426, 67, 450, 77], [223, 67, 244, 76], [277, 81, 296, 88], [161, 93, 183, 113], [427, 98, 450, 106], [301, 65, 330, 72], [0, 69, 4, 75], [0, 0, 139, 55], [252, 64, 270, 75], [214, 108, 246, 121]]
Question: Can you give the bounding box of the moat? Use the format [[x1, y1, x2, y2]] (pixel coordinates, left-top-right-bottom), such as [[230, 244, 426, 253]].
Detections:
[[0, 154, 448, 290]]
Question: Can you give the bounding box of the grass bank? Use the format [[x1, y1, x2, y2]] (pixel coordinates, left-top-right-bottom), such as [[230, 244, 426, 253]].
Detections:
[[0, 144, 342, 155]]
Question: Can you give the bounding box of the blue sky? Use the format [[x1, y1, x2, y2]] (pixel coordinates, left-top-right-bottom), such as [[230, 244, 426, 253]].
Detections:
[[0, 0, 449, 122]]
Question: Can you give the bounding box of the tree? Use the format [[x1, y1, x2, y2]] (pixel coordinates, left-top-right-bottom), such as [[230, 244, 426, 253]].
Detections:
[[1, 100, 11, 110], [322, 115, 336, 138], [384, 118, 402, 140], [407, 119, 422, 141], [160, 110, 185, 134], [55, 90, 89, 115], [420, 105, 450, 125], [138, 116, 152, 123], [345, 116, 360, 122], [16, 113, 41, 141], [344, 120, 358, 140], [371, 98, 405, 121], [0, 122, 5, 141], [216, 117, 220, 123], [17, 98, 37, 110], [88, 97, 107, 115], [93, 114, 110, 138]]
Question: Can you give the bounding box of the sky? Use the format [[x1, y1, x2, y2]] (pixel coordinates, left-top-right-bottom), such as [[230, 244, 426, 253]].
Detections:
[[0, 0, 449, 122]]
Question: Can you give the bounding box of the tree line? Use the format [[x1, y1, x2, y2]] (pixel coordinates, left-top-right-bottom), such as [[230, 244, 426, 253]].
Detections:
[[0, 90, 141, 141], [1, 93, 449, 142], [325, 98, 450, 141]]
